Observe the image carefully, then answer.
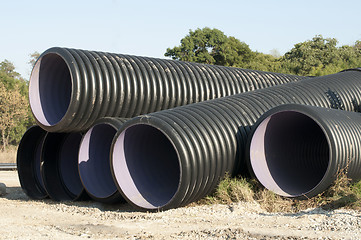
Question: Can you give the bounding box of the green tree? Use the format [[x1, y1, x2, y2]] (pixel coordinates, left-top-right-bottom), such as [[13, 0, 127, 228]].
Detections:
[[28, 51, 40, 68], [165, 27, 254, 67], [282, 35, 361, 76], [354, 40, 361, 50], [245, 52, 286, 74], [0, 59, 35, 147], [0, 60, 27, 95], [166, 30, 361, 76], [0, 82, 28, 150], [0, 60, 21, 79]]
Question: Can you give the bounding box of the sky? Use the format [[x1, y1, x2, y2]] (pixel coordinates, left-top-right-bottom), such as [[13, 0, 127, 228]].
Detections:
[[1, 0, 361, 79]]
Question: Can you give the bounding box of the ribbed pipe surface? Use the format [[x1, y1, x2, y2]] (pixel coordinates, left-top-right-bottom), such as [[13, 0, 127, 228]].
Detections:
[[17, 126, 48, 199], [42, 132, 88, 201], [29, 47, 305, 132], [78, 117, 127, 203], [111, 69, 361, 210], [249, 104, 361, 198]]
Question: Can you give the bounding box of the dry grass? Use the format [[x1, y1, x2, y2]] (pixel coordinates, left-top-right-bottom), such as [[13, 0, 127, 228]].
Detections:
[[202, 174, 255, 204], [198, 170, 361, 213], [0, 145, 17, 163]]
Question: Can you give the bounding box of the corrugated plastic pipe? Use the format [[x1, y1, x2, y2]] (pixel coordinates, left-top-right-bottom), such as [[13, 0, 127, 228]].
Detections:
[[17, 126, 48, 199], [29, 47, 305, 132], [41, 132, 88, 201], [249, 104, 361, 198], [78, 118, 128, 203], [111, 69, 361, 210]]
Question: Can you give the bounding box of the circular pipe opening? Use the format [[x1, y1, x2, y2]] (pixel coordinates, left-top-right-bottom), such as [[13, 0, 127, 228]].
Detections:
[[29, 53, 72, 126], [59, 133, 84, 197], [250, 111, 329, 197], [79, 124, 119, 199], [112, 124, 180, 209]]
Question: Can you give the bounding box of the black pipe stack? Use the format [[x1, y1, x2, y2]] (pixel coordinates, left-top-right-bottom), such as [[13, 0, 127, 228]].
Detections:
[[17, 46, 361, 211], [110, 69, 361, 210], [18, 47, 303, 203]]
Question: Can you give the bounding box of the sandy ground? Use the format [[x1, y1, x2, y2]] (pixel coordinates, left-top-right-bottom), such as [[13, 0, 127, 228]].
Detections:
[[1, 171, 361, 240]]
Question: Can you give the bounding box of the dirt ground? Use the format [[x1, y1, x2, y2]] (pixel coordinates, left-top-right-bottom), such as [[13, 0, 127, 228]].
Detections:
[[1, 170, 361, 240]]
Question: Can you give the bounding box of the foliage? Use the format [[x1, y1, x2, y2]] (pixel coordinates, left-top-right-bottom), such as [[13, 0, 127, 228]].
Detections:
[[165, 27, 254, 67], [203, 174, 254, 204], [28, 51, 40, 68], [166, 29, 361, 76], [0, 60, 21, 79], [0, 59, 35, 149], [198, 170, 361, 212], [0, 81, 28, 150], [283, 35, 361, 76]]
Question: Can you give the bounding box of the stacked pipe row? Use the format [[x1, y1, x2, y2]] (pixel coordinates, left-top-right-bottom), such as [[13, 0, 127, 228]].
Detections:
[[28, 47, 305, 132], [249, 104, 361, 199], [111, 69, 361, 210], [18, 47, 305, 204], [17, 118, 128, 203]]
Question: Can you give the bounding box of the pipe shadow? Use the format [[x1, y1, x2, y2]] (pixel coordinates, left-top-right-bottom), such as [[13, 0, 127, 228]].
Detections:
[[1, 186, 135, 213], [1, 186, 30, 200]]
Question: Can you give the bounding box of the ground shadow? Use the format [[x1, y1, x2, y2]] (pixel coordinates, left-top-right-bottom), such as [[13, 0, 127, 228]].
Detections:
[[1, 186, 136, 213]]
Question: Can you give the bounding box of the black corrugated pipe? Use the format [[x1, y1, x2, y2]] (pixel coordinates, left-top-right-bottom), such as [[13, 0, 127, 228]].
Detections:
[[29, 47, 305, 132], [41, 131, 88, 201], [17, 126, 48, 199], [110, 69, 361, 211], [249, 104, 361, 198], [78, 117, 127, 203]]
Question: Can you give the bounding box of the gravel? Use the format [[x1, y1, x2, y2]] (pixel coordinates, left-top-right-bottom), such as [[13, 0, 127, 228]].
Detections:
[[0, 171, 361, 240]]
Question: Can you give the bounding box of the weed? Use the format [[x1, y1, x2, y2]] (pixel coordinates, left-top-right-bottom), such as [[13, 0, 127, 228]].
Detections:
[[198, 169, 361, 212]]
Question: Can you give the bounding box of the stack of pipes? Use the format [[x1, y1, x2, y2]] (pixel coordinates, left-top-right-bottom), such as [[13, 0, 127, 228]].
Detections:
[[17, 47, 361, 211]]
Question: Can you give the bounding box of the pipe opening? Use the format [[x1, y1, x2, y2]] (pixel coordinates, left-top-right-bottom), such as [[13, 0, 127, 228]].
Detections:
[[79, 124, 118, 199], [250, 111, 329, 197], [112, 124, 180, 209], [59, 133, 84, 196], [29, 53, 72, 126]]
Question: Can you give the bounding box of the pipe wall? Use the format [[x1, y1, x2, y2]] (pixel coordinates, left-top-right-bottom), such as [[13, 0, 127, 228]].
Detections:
[[111, 69, 361, 210], [249, 104, 361, 198], [42, 132, 88, 201], [29, 47, 305, 132], [17, 126, 48, 199]]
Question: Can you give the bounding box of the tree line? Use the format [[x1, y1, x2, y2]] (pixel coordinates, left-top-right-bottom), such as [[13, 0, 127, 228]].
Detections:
[[0, 59, 34, 150], [1, 28, 360, 150], [165, 27, 361, 76]]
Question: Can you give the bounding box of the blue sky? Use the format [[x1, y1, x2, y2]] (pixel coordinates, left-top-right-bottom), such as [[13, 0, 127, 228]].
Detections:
[[1, 0, 361, 79]]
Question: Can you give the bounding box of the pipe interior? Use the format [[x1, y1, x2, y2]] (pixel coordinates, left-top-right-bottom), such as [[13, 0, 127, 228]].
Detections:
[[59, 133, 84, 196], [112, 124, 180, 209], [250, 111, 329, 197], [29, 53, 72, 126], [79, 124, 118, 199]]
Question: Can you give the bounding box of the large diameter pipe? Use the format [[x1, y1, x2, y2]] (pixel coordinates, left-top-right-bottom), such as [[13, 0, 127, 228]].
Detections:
[[29, 47, 305, 132], [78, 118, 127, 203], [17, 126, 48, 199], [249, 104, 361, 198], [42, 132, 88, 201], [111, 69, 361, 210]]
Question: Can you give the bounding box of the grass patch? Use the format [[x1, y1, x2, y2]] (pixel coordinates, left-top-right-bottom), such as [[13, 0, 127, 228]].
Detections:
[[198, 171, 361, 212], [202, 174, 255, 204], [0, 145, 17, 163]]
